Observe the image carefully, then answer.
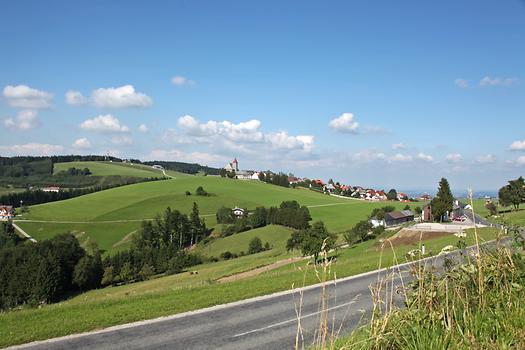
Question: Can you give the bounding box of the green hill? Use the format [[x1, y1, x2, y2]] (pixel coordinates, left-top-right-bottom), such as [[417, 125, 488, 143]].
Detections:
[[196, 225, 294, 258], [16, 173, 413, 253], [53, 161, 166, 178]]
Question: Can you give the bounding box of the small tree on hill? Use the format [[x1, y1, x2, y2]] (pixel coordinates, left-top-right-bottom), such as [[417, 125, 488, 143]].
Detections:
[[387, 189, 398, 201], [499, 176, 525, 210], [431, 178, 454, 222], [286, 221, 336, 261], [248, 237, 263, 254]]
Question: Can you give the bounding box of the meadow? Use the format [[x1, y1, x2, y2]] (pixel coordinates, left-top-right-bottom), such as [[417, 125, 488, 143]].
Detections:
[[53, 161, 168, 178], [16, 164, 415, 253], [0, 227, 501, 347]]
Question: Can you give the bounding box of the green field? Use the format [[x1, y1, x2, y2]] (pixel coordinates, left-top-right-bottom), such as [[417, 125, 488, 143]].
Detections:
[[16, 168, 415, 253], [0, 227, 502, 347], [196, 225, 294, 257], [0, 187, 25, 196], [53, 161, 167, 178]]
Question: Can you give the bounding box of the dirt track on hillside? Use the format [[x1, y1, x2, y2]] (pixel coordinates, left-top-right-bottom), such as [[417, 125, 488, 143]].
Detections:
[[375, 229, 453, 248], [217, 257, 305, 283]]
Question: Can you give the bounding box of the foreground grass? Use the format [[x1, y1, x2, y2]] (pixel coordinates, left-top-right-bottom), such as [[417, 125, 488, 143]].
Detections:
[[0, 227, 499, 348], [330, 240, 525, 350]]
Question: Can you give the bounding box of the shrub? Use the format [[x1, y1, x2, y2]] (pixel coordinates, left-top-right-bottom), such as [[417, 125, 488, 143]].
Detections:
[[248, 237, 263, 254]]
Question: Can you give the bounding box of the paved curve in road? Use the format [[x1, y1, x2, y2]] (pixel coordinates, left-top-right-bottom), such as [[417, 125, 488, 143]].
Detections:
[[9, 240, 509, 350]]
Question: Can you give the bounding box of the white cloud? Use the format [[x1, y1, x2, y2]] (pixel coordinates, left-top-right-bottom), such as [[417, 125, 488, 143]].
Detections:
[[3, 85, 53, 109], [264, 132, 314, 152], [328, 113, 359, 133], [392, 143, 405, 150], [138, 124, 148, 133], [0, 143, 64, 156], [91, 85, 152, 108], [72, 137, 91, 149], [111, 135, 133, 146], [416, 152, 434, 162], [350, 150, 387, 163], [516, 156, 525, 166], [454, 78, 469, 88], [177, 115, 264, 142], [480, 76, 519, 87], [171, 76, 195, 86], [510, 140, 525, 151], [3, 110, 39, 130], [148, 149, 227, 164], [390, 153, 413, 162], [446, 153, 462, 163], [65, 90, 87, 105], [475, 154, 496, 164], [80, 114, 130, 133]]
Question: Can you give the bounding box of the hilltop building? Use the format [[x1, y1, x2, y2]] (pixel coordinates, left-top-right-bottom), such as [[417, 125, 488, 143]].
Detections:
[[224, 158, 239, 172]]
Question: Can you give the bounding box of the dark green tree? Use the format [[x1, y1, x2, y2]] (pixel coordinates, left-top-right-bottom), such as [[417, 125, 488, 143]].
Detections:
[[248, 236, 263, 254], [386, 189, 398, 201], [499, 177, 525, 210], [430, 178, 454, 222], [286, 221, 336, 261]]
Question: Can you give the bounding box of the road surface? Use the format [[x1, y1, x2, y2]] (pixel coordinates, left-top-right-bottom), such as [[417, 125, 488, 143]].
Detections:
[[9, 241, 504, 350]]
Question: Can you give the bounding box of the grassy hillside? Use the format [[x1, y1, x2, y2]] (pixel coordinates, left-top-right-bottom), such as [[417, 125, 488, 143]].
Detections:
[[53, 161, 165, 178], [0, 227, 501, 348], [16, 175, 413, 253], [196, 225, 294, 257]]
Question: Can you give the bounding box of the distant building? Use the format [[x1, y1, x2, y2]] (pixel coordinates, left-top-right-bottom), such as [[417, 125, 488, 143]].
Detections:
[[152, 164, 164, 170], [384, 210, 414, 227], [232, 207, 245, 218], [224, 158, 239, 172], [42, 186, 60, 193], [422, 205, 433, 222], [0, 205, 14, 220], [235, 170, 254, 180], [369, 217, 385, 228]]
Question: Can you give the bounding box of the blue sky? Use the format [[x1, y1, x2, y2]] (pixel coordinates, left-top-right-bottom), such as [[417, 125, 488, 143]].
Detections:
[[1, 0, 524, 191]]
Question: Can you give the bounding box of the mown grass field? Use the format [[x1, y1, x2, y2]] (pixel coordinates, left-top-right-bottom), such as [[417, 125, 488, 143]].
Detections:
[[53, 161, 166, 178], [469, 198, 525, 226], [196, 225, 294, 257], [16, 164, 416, 253], [0, 227, 501, 348]]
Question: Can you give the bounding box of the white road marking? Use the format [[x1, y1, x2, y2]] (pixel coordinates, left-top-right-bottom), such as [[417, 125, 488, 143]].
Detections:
[[232, 299, 359, 338]]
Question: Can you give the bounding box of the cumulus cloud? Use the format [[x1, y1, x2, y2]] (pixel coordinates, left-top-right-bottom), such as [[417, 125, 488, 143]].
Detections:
[[454, 78, 469, 88], [91, 85, 152, 108], [475, 154, 496, 164], [3, 85, 53, 109], [350, 150, 387, 163], [148, 149, 227, 164], [510, 140, 525, 151], [171, 76, 195, 86], [166, 115, 315, 160], [72, 137, 91, 149], [138, 124, 148, 133], [390, 153, 413, 162], [328, 113, 359, 133], [80, 114, 130, 133], [516, 156, 525, 166], [446, 153, 462, 163], [416, 152, 434, 162], [65, 90, 87, 105], [0, 143, 64, 156], [480, 76, 519, 87], [4, 110, 40, 130]]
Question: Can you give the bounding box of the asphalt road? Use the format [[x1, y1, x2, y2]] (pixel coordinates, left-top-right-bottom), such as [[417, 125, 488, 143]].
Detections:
[[9, 239, 514, 350]]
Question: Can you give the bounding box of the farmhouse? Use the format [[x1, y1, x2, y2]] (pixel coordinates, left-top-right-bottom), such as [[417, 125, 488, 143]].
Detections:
[[0, 205, 14, 220], [42, 186, 60, 193], [231, 207, 245, 218], [384, 210, 414, 227]]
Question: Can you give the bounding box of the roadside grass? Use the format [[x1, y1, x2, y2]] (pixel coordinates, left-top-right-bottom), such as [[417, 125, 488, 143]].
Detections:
[[0, 227, 499, 348], [469, 198, 525, 226], [327, 237, 525, 350], [16, 174, 412, 253]]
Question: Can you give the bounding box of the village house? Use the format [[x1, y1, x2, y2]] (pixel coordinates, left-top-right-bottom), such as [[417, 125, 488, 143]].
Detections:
[[42, 186, 60, 193], [231, 207, 245, 218], [0, 205, 15, 220], [397, 192, 409, 202], [422, 205, 433, 222], [324, 183, 336, 193], [384, 210, 414, 227]]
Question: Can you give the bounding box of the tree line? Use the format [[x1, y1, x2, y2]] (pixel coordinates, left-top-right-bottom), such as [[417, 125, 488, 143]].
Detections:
[[215, 200, 311, 236]]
